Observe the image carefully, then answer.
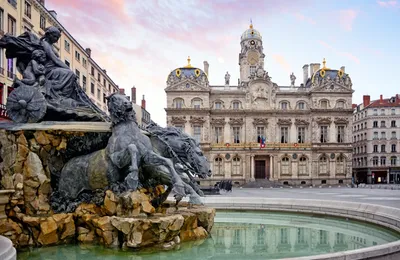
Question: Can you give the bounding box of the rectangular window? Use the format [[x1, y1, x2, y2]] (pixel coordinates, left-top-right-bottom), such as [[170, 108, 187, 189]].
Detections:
[[75, 51, 80, 62], [392, 109, 396, 115], [391, 120, 396, 127], [0, 9, 4, 32], [381, 157, 386, 166], [215, 102, 221, 109], [392, 144, 397, 152], [281, 126, 288, 143], [373, 132, 378, 140], [297, 127, 305, 143], [298, 102, 305, 110], [108, 84, 111, 92], [373, 145, 378, 152], [373, 109, 377, 115], [281, 102, 288, 110], [82, 58, 87, 68], [65, 60, 70, 68], [214, 127, 223, 143], [373, 121, 378, 127], [64, 40, 70, 52], [193, 126, 201, 143], [392, 131, 397, 139], [91, 67, 94, 76], [7, 0, 17, 8], [7, 15, 16, 35], [373, 157, 379, 166], [75, 69, 80, 83], [193, 100, 201, 109], [7, 59, 14, 79], [24, 1, 31, 18], [175, 99, 183, 109], [381, 132, 386, 139], [233, 127, 240, 143], [90, 82, 94, 94], [82, 75, 87, 92], [97, 88, 100, 99], [257, 126, 265, 142], [320, 126, 328, 143], [0, 47, 3, 72], [232, 102, 239, 109], [103, 79, 106, 87], [381, 121, 386, 127], [391, 157, 397, 166], [40, 15, 46, 30], [97, 72, 100, 82], [320, 100, 328, 109], [381, 109, 385, 115], [381, 145, 386, 153], [337, 126, 345, 143]]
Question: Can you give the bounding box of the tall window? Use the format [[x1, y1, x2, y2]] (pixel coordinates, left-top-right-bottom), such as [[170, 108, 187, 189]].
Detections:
[[319, 156, 327, 174], [392, 109, 396, 115], [174, 98, 184, 109], [75, 69, 80, 83], [214, 157, 223, 175], [257, 126, 265, 142], [91, 66, 94, 75], [336, 156, 344, 175], [7, 15, 16, 35], [281, 102, 288, 110], [232, 101, 240, 109], [381, 121, 386, 127], [214, 102, 222, 109], [97, 88, 100, 99], [297, 127, 305, 143], [381, 132, 386, 139], [0, 47, 3, 71], [193, 99, 201, 109], [320, 126, 328, 143], [336, 101, 344, 108], [193, 126, 201, 142], [280, 229, 288, 244], [233, 127, 240, 143], [392, 144, 397, 152], [75, 51, 80, 62], [0, 9, 4, 32], [373, 132, 378, 139], [83, 58, 87, 68], [373, 156, 379, 166], [64, 60, 70, 68], [381, 156, 386, 166], [97, 72, 101, 81], [391, 120, 396, 127], [299, 157, 307, 175], [280, 126, 288, 143], [250, 66, 256, 75], [7, 59, 14, 78], [297, 228, 306, 244], [373, 145, 378, 152], [392, 131, 397, 139], [337, 126, 345, 143], [381, 144, 386, 152], [320, 100, 328, 109], [391, 156, 397, 166], [298, 102, 305, 110], [40, 15, 46, 30], [281, 157, 290, 175], [232, 156, 241, 175], [90, 82, 94, 94], [373, 121, 378, 127], [214, 127, 223, 143], [24, 1, 31, 18], [82, 75, 87, 92], [373, 109, 377, 115], [103, 79, 106, 87], [381, 109, 385, 115]]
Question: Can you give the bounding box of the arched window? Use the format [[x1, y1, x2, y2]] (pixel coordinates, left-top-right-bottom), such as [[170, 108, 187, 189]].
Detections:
[[281, 156, 290, 175], [173, 98, 184, 109], [319, 156, 327, 174], [281, 101, 288, 110], [336, 100, 345, 109], [336, 156, 345, 175], [298, 101, 305, 110], [232, 156, 241, 175], [191, 98, 202, 109], [299, 156, 307, 175], [214, 101, 222, 109], [214, 157, 223, 176], [232, 101, 241, 109]]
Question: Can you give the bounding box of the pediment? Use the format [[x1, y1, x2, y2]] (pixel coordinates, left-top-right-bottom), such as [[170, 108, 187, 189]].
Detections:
[[228, 118, 244, 125], [253, 118, 268, 126], [277, 118, 292, 125], [171, 116, 187, 125], [316, 117, 332, 125], [295, 118, 310, 125], [165, 79, 209, 92], [211, 118, 226, 125], [311, 82, 352, 93], [334, 117, 349, 125], [189, 116, 206, 125]]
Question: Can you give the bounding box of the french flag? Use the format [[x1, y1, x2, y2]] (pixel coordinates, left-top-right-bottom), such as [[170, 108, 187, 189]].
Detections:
[[260, 136, 266, 148]]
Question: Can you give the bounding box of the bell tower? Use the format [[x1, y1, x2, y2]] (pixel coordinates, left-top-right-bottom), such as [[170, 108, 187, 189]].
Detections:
[[239, 22, 265, 83]]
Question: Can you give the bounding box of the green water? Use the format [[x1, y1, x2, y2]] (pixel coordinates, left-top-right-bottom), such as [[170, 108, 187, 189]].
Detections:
[[18, 211, 400, 260]]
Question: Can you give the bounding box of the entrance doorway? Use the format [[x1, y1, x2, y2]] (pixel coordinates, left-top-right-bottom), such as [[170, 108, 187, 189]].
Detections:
[[254, 157, 270, 179]]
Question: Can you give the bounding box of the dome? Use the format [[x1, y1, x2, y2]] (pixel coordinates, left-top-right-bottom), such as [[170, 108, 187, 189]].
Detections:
[[241, 24, 262, 42], [310, 58, 350, 87], [166, 57, 209, 86]]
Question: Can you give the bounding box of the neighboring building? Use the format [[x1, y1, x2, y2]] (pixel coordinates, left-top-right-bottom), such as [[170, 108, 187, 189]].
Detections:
[[121, 87, 151, 129], [165, 23, 354, 186], [0, 0, 119, 117], [352, 94, 400, 184]]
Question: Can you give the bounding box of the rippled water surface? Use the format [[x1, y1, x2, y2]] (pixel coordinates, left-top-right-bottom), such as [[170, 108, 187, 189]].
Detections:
[[18, 211, 400, 260]]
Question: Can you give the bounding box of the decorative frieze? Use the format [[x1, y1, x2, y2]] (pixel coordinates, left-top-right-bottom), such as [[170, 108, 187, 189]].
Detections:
[[315, 117, 332, 125], [294, 118, 310, 126], [277, 118, 292, 125], [252, 118, 268, 126], [228, 118, 244, 125], [171, 116, 187, 125], [334, 117, 349, 125], [189, 116, 206, 125], [210, 118, 226, 125]]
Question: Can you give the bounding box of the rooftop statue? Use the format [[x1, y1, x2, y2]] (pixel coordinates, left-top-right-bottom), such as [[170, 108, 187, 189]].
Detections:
[[52, 93, 211, 212], [0, 26, 108, 123]]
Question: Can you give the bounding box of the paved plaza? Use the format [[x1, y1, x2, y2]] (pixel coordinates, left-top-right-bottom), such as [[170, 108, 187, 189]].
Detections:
[[204, 187, 400, 209]]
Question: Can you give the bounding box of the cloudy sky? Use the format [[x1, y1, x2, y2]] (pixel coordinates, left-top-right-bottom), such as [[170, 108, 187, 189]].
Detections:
[[47, 0, 399, 126]]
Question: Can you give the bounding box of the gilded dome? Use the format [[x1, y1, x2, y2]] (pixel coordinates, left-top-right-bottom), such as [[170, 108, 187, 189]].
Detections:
[[166, 57, 208, 87], [310, 58, 350, 87], [241, 23, 262, 42]]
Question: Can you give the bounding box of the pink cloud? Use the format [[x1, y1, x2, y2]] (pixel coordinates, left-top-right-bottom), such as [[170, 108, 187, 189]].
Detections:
[[377, 1, 399, 7], [318, 41, 360, 64], [338, 9, 358, 31], [293, 13, 316, 25]]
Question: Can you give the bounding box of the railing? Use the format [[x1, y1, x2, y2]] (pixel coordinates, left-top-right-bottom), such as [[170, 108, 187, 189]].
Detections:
[[210, 142, 312, 149], [0, 104, 8, 119]]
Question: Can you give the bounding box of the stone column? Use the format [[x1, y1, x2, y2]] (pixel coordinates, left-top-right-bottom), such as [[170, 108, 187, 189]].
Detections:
[[251, 155, 255, 181]]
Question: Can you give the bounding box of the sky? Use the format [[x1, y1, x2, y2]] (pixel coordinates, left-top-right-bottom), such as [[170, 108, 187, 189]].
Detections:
[[46, 0, 400, 126]]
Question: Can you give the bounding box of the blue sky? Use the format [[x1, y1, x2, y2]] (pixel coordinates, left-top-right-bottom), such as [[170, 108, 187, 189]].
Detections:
[[47, 0, 400, 125]]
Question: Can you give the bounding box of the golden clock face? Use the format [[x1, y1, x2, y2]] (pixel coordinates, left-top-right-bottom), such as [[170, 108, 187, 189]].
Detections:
[[247, 51, 259, 65]]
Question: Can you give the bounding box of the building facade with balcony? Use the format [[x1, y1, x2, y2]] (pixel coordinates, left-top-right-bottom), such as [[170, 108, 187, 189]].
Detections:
[[0, 0, 119, 118], [165, 23, 354, 186], [352, 94, 400, 184]]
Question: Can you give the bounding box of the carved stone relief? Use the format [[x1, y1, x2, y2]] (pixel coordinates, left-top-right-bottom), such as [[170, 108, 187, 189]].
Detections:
[[294, 119, 310, 126], [189, 116, 206, 125], [277, 118, 292, 125], [210, 118, 226, 125], [171, 116, 187, 125], [253, 118, 268, 126], [316, 117, 332, 125], [334, 117, 349, 125], [228, 118, 244, 125]]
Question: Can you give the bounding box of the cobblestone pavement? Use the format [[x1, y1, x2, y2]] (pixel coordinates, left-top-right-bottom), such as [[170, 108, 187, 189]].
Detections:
[[205, 187, 400, 208]]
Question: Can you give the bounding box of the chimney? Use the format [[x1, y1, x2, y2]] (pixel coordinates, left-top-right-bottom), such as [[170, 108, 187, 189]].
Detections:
[[141, 95, 146, 109], [380, 94, 383, 103], [203, 61, 209, 76], [103, 69, 107, 74], [340, 66, 345, 73], [131, 86, 136, 104], [48, 10, 57, 19], [302, 64, 309, 85], [119, 88, 125, 95], [313, 63, 321, 73], [85, 48, 91, 57], [363, 95, 370, 107], [352, 104, 357, 109]]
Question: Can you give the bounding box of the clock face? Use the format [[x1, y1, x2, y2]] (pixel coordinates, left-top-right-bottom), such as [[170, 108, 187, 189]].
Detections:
[[247, 51, 259, 65], [250, 40, 255, 45]]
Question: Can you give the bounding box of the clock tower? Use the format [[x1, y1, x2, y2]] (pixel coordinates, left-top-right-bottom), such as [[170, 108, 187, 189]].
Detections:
[[239, 22, 265, 83]]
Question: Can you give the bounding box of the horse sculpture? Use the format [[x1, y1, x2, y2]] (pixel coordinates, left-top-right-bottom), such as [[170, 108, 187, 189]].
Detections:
[[56, 93, 210, 211]]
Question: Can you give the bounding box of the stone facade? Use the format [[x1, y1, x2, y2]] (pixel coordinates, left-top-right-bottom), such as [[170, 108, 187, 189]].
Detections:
[[352, 94, 400, 184], [165, 24, 354, 186]]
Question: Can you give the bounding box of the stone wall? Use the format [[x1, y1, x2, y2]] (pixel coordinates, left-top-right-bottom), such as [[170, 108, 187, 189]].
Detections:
[[0, 127, 215, 249]]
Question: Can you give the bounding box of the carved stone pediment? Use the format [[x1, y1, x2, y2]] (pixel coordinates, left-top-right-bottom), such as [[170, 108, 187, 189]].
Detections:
[[312, 74, 353, 92], [316, 117, 332, 125], [171, 116, 187, 125], [277, 118, 292, 125], [228, 118, 244, 125], [295, 118, 310, 126], [211, 118, 226, 125], [165, 78, 209, 92], [189, 116, 206, 125], [334, 117, 349, 125], [253, 118, 268, 126]]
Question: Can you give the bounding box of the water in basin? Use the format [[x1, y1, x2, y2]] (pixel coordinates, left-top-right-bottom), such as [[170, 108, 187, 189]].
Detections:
[[18, 210, 400, 260]]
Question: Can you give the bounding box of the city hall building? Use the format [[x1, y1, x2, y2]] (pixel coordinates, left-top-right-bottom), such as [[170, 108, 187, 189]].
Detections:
[[165, 23, 354, 186]]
